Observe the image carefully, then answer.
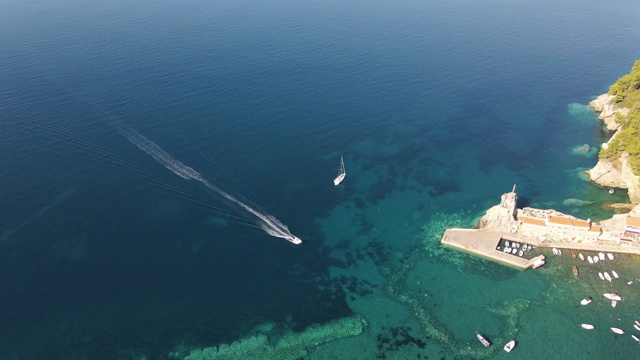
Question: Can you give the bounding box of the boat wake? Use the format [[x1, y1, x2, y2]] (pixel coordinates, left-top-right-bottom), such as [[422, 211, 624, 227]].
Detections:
[[118, 125, 302, 244]]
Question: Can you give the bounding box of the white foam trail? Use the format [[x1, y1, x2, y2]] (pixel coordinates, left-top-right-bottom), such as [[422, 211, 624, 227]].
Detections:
[[118, 125, 302, 244]]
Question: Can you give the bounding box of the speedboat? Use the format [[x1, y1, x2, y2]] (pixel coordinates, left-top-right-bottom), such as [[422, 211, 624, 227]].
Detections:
[[598, 272, 605, 281], [635, 320, 640, 327], [633, 324, 640, 332], [607, 253, 614, 260], [532, 258, 546, 269], [599, 252, 605, 261], [593, 256, 599, 263], [512, 248, 517, 254], [580, 296, 592, 305], [579, 253, 584, 261], [587, 256, 593, 264], [476, 332, 491, 347], [581, 324, 595, 330], [518, 250, 524, 257], [611, 327, 625, 335], [552, 248, 558, 255], [505, 240, 511, 248], [503, 340, 516, 352], [604, 293, 622, 301], [632, 334, 640, 342], [612, 270, 619, 279], [604, 272, 612, 282]]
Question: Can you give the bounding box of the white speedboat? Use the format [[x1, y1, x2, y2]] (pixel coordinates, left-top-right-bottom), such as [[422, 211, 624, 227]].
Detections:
[[512, 248, 517, 254], [607, 253, 614, 260], [604, 293, 622, 301], [598, 272, 605, 281], [599, 252, 605, 261], [611, 327, 625, 335], [581, 324, 595, 330], [518, 250, 524, 257], [633, 324, 640, 332], [552, 248, 558, 255], [580, 296, 592, 305], [579, 253, 584, 261], [476, 332, 491, 347], [532, 258, 546, 269], [505, 240, 511, 248], [593, 256, 599, 263], [604, 272, 612, 282], [612, 270, 619, 279], [635, 320, 640, 327], [632, 334, 640, 342], [587, 256, 593, 264], [503, 340, 516, 352]]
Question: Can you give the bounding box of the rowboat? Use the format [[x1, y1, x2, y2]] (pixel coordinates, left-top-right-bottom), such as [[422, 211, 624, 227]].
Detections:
[[573, 266, 579, 276]]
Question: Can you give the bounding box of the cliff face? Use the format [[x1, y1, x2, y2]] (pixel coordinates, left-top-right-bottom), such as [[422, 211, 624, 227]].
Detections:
[[587, 94, 640, 203]]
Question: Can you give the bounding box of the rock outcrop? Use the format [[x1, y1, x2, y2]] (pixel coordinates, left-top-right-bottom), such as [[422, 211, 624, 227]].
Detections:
[[587, 95, 640, 204]]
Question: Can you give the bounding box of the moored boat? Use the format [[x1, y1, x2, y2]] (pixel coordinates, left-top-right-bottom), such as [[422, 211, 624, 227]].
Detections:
[[503, 340, 516, 352], [512, 248, 517, 254], [611, 327, 625, 335], [611, 300, 617, 308], [518, 250, 524, 257], [593, 256, 599, 263], [505, 240, 511, 248], [573, 266, 579, 276], [604, 293, 622, 301], [633, 324, 640, 332], [632, 334, 640, 342], [604, 272, 612, 282], [552, 248, 558, 255], [581, 324, 595, 330], [587, 256, 593, 264], [612, 270, 619, 279], [598, 272, 605, 281], [333, 155, 346, 186], [579, 253, 584, 261], [580, 296, 592, 305], [532, 258, 546, 269], [607, 253, 614, 260], [476, 332, 491, 347], [599, 252, 605, 261], [635, 320, 640, 327]]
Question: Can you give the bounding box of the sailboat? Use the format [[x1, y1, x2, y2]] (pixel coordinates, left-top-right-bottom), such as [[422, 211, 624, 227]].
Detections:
[[333, 155, 346, 186]]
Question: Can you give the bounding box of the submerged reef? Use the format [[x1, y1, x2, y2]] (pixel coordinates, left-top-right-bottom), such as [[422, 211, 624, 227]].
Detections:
[[179, 315, 367, 360]]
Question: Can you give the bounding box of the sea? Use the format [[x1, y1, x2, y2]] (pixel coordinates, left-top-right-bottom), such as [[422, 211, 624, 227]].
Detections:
[[1, 1, 640, 359]]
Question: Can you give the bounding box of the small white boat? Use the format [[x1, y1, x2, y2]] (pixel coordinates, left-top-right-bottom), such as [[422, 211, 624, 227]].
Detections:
[[579, 253, 584, 261], [611, 300, 617, 308], [518, 250, 524, 257], [604, 272, 612, 282], [532, 258, 546, 269], [527, 244, 532, 251], [587, 256, 594, 264], [504, 247, 511, 253], [633, 324, 640, 332], [504, 340, 516, 352], [612, 270, 619, 279], [599, 252, 605, 261], [598, 272, 605, 281], [607, 253, 614, 260], [476, 332, 491, 347], [635, 320, 640, 327], [557, 249, 562, 255], [611, 327, 625, 335], [593, 256, 599, 263], [512, 248, 517, 254], [333, 155, 346, 186], [580, 297, 592, 305], [552, 248, 558, 255], [609, 188, 615, 195], [581, 324, 595, 330], [632, 334, 640, 342], [604, 293, 622, 301], [505, 240, 511, 248]]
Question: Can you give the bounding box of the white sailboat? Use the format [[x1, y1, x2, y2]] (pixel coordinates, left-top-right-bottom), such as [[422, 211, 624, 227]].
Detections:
[[333, 155, 346, 186]]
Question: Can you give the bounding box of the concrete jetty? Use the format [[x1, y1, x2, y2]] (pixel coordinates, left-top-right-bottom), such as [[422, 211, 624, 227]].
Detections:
[[441, 228, 545, 270]]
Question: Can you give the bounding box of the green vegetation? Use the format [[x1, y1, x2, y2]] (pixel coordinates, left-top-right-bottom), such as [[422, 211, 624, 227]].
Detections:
[[600, 60, 640, 175]]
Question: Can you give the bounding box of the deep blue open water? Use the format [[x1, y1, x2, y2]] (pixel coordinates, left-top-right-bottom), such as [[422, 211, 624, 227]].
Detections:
[[1, 1, 640, 359]]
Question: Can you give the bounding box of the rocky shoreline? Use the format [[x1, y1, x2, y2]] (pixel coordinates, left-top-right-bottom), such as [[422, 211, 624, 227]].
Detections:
[[587, 94, 640, 204]]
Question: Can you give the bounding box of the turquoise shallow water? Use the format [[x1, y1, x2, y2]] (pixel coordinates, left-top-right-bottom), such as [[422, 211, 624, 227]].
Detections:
[[1, 0, 640, 359]]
